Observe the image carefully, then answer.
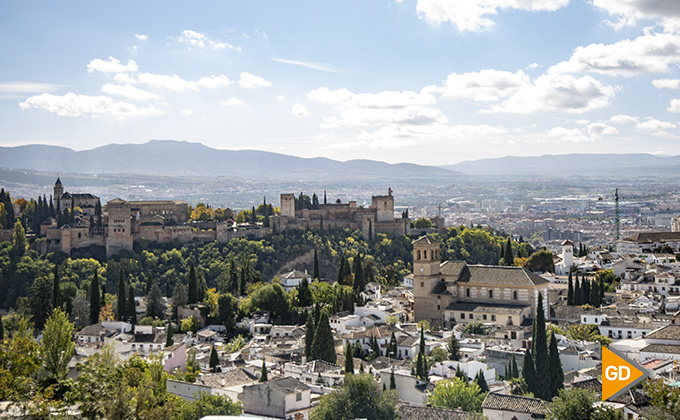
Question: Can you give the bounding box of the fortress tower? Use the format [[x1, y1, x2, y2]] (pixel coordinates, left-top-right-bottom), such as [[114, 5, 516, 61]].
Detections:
[[413, 236, 443, 323], [106, 199, 133, 257], [54, 177, 63, 207]]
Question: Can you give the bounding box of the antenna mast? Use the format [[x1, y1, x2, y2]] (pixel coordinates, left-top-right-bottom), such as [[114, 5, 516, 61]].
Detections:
[[615, 188, 620, 241]]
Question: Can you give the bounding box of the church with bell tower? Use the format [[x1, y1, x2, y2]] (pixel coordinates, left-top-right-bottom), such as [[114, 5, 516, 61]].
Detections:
[[412, 235, 550, 328]]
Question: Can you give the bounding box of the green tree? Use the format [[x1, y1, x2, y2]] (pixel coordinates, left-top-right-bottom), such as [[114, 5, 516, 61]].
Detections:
[[90, 271, 100, 324], [188, 261, 198, 304], [217, 293, 237, 335], [12, 219, 27, 254], [427, 377, 486, 413], [172, 281, 188, 320], [390, 368, 396, 390], [30, 275, 53, 330], [548, 388, 621, 420], [345, 342, 354, 375], [387, 331, 397, 359], [532, 291, 550, 400], [146, 279, 165, 320], [53, 263, 60, 310], [353, 253, 365, 296], [644, 378, 680, 420], [448, 334, 461, 361], [174, 394, 243, 420], [511, 355, 519, 379], [166, 324, 174, 347], [522, 348, 536, 396], [305, 313, 315, 359], [209, 345, 219, 372], [583, 278, 591, 306], [259, 359, 268, 382], [413, 218, 433, 229], [463, 321, 489, 335], [41, 308, 75, 380], [523, 250, 554, 273], [0, 333, 41, 401], [567, 271, 574, 306], [504, 237, 514, 266], [475, 369, 489, 393], [297, 277, 312, 307], [574, 275, 583, 306], [313, 249, 320, 280], [548, 332, 565, 400], [117, 268, 126, 321], [0, 316, 3, 341], [127, 283, 137, 325], [311, 373, 399, 420], [311, 310, 336, 364]]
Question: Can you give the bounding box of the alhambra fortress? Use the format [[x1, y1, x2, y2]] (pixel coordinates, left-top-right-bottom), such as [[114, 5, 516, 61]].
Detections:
[[39, 179, 411, 257]]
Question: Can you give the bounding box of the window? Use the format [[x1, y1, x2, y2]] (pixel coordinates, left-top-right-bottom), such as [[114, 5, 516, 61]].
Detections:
[[469, 313, 474, 319], [424, 250, 427, 260], [296, 392, 302, 401], [466, 288, 470, 297], [417, 250, 421, 260], [437, 305, 440, 310], [488, 290, 493, 298], [483, 314, 487, 320], [491, 315, 496, 321], [461, 313, 465, 319], [421, 282, 424, 288], [513, 291, 518, 300]]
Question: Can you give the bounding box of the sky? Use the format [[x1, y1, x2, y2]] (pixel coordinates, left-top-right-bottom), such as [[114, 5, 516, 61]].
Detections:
[[2, 1, 680, 166]]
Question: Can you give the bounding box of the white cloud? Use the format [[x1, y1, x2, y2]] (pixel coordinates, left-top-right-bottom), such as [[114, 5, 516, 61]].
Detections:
[[414, 0, 569, 32], [87, 57, 138, 73], [177, 30, 240, 51], [272, 57, 339, 73], [137, 73, 198, 91], [592, 0, 680, 29], [635, 117, 676, 134], [667, 98, 680, 113], [101, 83, 161, 102], [220, 97, 245, 107], [180, 109, 193, 116], [197, 75, 231, 89], [587, 122, 619, 137], [135, 34, 148, 41], [114, 73, 136, 84], [486, 73, 616, 114], [550, 32, 680, 77], [238, 72, 272, 89], [307, 87, 444, 128], [610, 114, 639, 124], [541, 127, 591, 143], [0, 82, 62, 97], [19, 92, 162, 120], [291, 103, 310, 117], [438, 69, 531, 102], [276, 95, 285, 101], [653, 78, 680, 89]]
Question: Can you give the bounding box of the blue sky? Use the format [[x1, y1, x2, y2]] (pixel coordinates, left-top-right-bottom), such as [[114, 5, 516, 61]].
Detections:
[[2, 0, 680, 165]]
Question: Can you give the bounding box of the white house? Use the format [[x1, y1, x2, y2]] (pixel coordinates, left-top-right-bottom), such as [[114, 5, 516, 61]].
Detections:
[[242, 377, 312, 420], [279, 270, 311, 292]]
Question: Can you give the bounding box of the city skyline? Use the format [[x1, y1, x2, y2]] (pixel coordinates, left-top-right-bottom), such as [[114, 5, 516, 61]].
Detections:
[[2, 1, 680, 165]]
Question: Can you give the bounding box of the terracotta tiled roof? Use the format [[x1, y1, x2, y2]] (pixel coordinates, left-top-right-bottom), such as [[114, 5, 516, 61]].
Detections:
[[398, 403, 478, 420], [482, 393, 548, 416], [646, 325, 680, 341]]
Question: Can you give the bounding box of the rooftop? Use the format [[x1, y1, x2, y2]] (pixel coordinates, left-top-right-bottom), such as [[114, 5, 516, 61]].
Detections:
[[482, 393, 549, 416]]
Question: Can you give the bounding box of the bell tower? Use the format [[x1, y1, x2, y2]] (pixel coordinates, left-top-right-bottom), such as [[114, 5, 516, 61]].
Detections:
[[54, 177, 63, 203], [413, 235, 443, 324]]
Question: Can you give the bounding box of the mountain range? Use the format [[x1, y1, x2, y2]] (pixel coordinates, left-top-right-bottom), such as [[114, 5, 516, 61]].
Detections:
[[0, 140, 457, 180], [1, 140, 680, 178]]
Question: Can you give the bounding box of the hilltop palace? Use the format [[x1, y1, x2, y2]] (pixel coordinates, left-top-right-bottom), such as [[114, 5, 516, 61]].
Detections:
[[38, 180, 410, 257]]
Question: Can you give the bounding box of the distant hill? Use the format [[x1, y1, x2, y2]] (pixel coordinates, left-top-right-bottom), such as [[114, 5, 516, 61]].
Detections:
[[440, 154, 680, 176], [0, 140, 458, 180]]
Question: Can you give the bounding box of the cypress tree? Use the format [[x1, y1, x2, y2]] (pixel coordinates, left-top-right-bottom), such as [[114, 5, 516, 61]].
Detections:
[[506, 359, 513, 379], [600, 278, 605, 302], [101, 284, 106, 307], [504, 237, 514, 266], [117, 268, 126, 321], [522, 348, 536, 395], [448, 334, 461, 361], [313, 249, 320, 280], [0, 316, 3, 341], [390, 367, 396, 389], [511, 355, 519, 379], [166, 324, 174, 347], [337, 256, 346, 283], [188, 261, 197, 304], [305, 312, 315, 359], [209, 345, 219, 373], [532, 291, 549, 400], [416, 352, 426, 380], [323, 190, 327, 205], [499, 242, 505, 265], [127, 283, 137, 325], [567, 271, 574, 306], [574, 274, 582, 306], [590, 279, 600, 307], [345, 343, 354, 374], [90, 271, 100, 324], [368, 220, 372, 242], [548, 332, 564, 399], [311, 310, 336, 364], [476, 369, 489, 393], [583, 278, 591, 306], [53, 264, 60, 310], [388, 330, 397, 359], [260, 359, 268, 382], [353, 253, 365, 295]]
